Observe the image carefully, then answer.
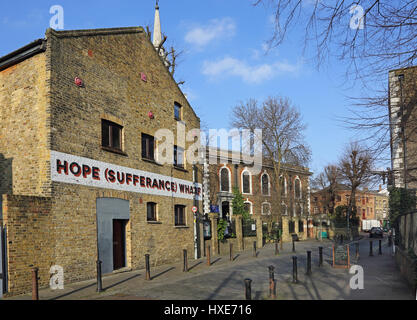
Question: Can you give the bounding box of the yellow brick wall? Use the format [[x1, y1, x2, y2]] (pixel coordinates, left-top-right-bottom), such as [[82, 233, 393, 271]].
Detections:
[[2, 194, 54, 295], [1, 27, 202, 295], [0, 54, 51, 197]]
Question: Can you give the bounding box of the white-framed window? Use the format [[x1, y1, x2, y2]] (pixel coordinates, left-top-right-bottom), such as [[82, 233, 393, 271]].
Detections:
[[294, 176, 302, 199], [261, 171, 270, 196], [280, 175, 287, 196], [262, 202, 271, 215], [241, 168, 252, 194], [296, 204, 302, 216], [244, 200, 253, 215], [281, 203, 287, 216], [220, 165, 231, 192]]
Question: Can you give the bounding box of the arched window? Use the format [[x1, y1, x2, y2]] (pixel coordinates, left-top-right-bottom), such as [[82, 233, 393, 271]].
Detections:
[[261, 173, 270, 196], [296, 204, 302, 216], [280, 176, 287, 196], [281, 203, 287, 216], [262, 202, 271, 215], [244, 201, 253, 215], [241, 169, 252, 194], [295, 177, 301, 199], [220, 167, 230, 192]]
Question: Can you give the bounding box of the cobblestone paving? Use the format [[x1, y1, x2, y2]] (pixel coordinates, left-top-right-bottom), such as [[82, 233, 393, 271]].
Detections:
[[5, 237, 414, 300]]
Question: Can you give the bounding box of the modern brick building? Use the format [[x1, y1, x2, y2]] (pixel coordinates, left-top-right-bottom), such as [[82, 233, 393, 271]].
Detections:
[[388, 67, 417, 194], [0, 24, 204, 295], [311, 185, 388, 224]]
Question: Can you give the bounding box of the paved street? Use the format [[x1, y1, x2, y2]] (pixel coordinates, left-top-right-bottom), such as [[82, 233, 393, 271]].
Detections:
[[6, 236, 415, 300]]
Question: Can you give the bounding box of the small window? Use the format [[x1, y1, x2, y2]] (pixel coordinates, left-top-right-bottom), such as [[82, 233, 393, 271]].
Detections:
[[280, 177, 286, 196], [261, 174, 269, 196], [175, 205, 186, 226], [242, 171, 251, 194], [174, 145, 184, 168], [297, 204, 302, 216], [142, 133, 155, 160], [244, 202, 252, 215], [298, 220, 304, 232], [295, 178, 301, 199], [174, 102, 182, 120], [262, 203, 271, 215], [102, 119, 123, 151], [289, 221, 295, 233], [147, 202, 157, 222], [220, 167, 230, 192]]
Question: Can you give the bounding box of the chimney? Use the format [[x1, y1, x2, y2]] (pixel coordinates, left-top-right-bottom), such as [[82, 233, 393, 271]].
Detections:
[[379, 185, 382, 192]]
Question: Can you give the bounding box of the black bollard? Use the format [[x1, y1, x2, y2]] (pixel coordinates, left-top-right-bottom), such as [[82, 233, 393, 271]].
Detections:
[[379, 239, 382, 255], [145, 254, 151, 280], [306, 251, 312, 275], [229, 243, 233, 261], [244, 279, 252, 300], [183, 249, 188, 272], [96, 260, 103, 292], [268, 265, 276, 298], [253, 241, 257, 257], [388, 235, 392, 247], [280, 236, 283, 250], [292, 256, 298, 284], [355, 242, 360, 260], [369, 241, 373, 257], [268, 265, 275, 281], [319, 247, 323, 267], [275, 239, 279, 255], [292, 239, 295, 252]]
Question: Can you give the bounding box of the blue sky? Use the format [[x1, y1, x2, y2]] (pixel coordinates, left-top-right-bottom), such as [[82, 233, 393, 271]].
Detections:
[[0, 0, 376, 176]]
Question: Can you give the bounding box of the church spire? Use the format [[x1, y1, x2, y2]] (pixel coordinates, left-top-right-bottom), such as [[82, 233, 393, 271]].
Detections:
[[152, 0, 162, 48]]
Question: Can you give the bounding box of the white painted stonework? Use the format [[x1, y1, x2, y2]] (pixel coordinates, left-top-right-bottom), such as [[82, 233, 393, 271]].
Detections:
[[51, 151, 202, 200]]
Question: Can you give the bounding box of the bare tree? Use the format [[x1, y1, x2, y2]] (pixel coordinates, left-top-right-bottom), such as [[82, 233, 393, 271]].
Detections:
[[338, 142, 376, 219], [254, 0, 417, 162], [254, 1, 417, 79], [145, 25, 185, 81], [231, 96, 311, 220], [312, 165, 341, 215]]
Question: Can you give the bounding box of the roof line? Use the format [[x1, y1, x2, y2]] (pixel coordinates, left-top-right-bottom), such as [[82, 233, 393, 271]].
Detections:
[[0, 39, 46, 72], [46, 27, 144, 38]]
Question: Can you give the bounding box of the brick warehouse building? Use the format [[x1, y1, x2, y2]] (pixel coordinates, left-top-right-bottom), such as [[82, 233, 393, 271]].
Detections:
[[0, 26, 204, 295]]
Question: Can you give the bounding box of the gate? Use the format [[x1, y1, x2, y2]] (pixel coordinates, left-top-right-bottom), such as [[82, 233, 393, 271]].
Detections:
[[0, 225, 6, 298]]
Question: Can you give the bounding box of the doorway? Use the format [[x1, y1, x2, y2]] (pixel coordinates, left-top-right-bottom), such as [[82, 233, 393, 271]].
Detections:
[[113, 219, 127, 270], [222, 201, 230, 221], [96, 198, 130, 274]]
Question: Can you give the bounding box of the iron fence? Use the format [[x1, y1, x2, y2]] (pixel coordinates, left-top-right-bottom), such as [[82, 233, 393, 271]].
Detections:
[[242, 219, 257, 237]]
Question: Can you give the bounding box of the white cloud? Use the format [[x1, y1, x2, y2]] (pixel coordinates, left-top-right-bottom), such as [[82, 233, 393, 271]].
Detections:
[[184, 18, 236, 48], [202, 57, 303, 84]]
